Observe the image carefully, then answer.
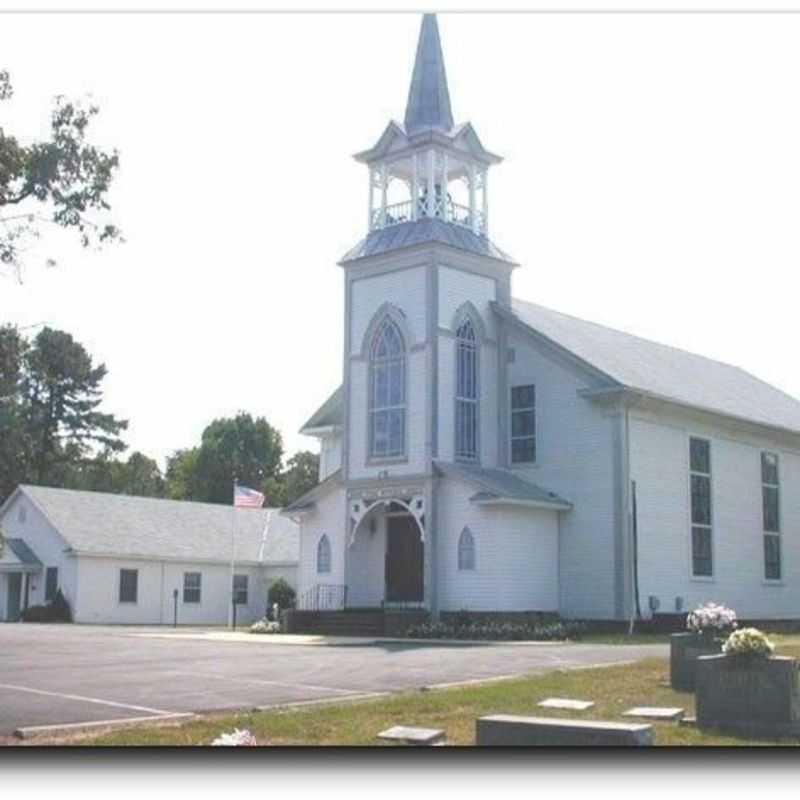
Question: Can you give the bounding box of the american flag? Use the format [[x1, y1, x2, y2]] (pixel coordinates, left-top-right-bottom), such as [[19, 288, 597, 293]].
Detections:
[[233, 484, 265, 509]]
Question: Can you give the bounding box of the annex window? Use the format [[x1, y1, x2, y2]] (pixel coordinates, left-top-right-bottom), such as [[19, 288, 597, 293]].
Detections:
[[762, 452, 781, 580], [119, 568, 138, 604], [511, 385, 536, 464], [317, 534, 331, 574], [183, 572, 202, 604], [689, 437, 712, 577], [233, 574, 249, 605], [455, 319, 479, 460], [369, 317, 406, 459], [458, 527, 476, 571], [45, 567, 58, 603]]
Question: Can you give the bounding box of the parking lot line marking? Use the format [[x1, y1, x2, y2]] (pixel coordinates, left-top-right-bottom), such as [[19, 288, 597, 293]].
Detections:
[[0, 683, 175, 716], [170, 670, 359, 696]]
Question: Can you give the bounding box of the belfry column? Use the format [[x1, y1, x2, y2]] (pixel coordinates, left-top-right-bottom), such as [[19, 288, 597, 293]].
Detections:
[[427, 149, 436, 216]]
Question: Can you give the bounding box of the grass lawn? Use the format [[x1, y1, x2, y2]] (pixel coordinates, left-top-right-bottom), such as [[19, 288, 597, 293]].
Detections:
[[57, 635, 800, 747]]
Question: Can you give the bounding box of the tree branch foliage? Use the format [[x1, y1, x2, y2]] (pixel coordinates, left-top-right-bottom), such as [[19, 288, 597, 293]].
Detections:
[[0, 70, 122, 279], [0, 323, 128, 500]]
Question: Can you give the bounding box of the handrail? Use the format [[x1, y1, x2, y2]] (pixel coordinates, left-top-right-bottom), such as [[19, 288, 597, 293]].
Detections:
[[298, 583, 348, 611]]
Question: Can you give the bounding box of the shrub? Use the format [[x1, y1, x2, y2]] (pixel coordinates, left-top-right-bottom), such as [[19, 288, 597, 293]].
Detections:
[[250, 619, 281, 634], [686, 602, 737, 636], [267, 578, 296, 611], [722, 627, 774, 660], [49, 589, 72, 622], [21, 589, 72, 623], [405, 619, 586, 642]]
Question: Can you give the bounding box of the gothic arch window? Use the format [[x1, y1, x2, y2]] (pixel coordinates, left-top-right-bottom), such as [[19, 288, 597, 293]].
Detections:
[[369, 316, 406, 459], [317, 534, 331, 575], [455, 317, 479, 460], [458, 527, 476, 571]]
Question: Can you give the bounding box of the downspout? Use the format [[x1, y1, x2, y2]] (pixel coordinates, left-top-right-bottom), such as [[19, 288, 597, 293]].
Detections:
[[624, 399, 642, 633]]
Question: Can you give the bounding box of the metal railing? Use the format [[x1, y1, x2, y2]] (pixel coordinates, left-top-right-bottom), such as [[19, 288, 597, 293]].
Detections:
[[298, 583, 348, 611]]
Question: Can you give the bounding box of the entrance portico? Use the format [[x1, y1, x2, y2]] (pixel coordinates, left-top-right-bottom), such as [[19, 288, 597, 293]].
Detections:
[[0, 538, 42, 621], [346, 487, 429, 610]]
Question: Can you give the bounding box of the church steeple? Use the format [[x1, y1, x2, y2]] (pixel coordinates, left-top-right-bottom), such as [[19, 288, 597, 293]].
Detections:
[[348, 13, 508, 261], [404, 14, 454, 134]]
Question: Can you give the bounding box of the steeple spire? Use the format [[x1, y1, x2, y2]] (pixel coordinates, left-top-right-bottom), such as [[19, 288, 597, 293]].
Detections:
[[404, 14, 454, 133]]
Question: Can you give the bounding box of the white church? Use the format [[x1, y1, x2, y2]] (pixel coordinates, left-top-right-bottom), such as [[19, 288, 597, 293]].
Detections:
[[285, 14, 800, 626]]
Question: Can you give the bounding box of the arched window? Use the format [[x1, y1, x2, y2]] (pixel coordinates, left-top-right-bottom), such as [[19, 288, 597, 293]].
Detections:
[[369, 317, 406, 458], [458, 527, 476, 571], [317, 534, 331, 574], [455, 318, 478, 459]]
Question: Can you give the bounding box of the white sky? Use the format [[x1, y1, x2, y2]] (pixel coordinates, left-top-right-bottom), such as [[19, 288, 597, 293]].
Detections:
[[4, 9, 800, 469]]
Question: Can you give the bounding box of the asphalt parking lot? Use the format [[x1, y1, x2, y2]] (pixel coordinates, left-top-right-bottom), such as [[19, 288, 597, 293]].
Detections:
[[0, 624, 667, 737]]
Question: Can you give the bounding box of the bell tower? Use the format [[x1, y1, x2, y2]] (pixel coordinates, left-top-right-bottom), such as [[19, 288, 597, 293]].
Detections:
[[354, 14, 501, 241], [340, 13, 517, 488]]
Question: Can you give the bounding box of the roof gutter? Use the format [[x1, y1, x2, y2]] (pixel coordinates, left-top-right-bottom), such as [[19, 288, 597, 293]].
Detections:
[[580, 386, 800, 441], [470, 495, 572, 512]]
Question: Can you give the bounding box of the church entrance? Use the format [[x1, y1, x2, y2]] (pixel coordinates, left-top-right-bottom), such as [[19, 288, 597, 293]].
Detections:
[[385, 514, 424, 603]]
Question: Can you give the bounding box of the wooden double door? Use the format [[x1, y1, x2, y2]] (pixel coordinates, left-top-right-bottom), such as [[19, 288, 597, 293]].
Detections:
[[385, 514, 424, 603]]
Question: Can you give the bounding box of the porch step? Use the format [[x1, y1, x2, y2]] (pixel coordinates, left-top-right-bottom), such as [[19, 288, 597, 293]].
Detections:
[[284, 610, 429, 638]]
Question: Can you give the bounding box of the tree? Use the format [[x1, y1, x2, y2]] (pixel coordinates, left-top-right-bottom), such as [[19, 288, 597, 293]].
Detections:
[[22, 327, 127, 486], [263, 450, 319, 507], [0, 70, 122, 281], [65, 450, 165, 498], [0, 325, 29, 497], [165, 414, 283, 505], [0, 324, 127, 499], [165, 447, 201, 500]]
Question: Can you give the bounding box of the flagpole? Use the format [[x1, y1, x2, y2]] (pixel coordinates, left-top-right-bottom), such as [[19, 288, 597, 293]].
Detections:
[[230, 477, 237, 629]]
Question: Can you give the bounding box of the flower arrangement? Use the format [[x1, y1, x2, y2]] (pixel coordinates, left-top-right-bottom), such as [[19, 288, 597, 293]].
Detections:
[[722, 627, 775, 660], [250, 619, 281, 634], [686, 602, 737, 636], [211, 728, 257, 746]]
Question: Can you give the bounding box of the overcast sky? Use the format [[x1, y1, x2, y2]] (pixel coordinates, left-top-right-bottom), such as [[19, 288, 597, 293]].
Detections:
[[4, 10, 800, 468]]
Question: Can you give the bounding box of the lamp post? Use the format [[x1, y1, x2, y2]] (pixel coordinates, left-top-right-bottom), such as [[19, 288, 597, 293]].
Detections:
[[172, 588, 178, 628]]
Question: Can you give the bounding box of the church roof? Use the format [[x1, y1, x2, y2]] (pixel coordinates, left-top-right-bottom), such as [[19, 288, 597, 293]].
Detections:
[[300, 386, 343, 432], [435, 462, 571, 510], [340, 218, 516, 265], [503, 298, 800, 435], [404, 14, 454, 134], [299, 296, 800, 439]]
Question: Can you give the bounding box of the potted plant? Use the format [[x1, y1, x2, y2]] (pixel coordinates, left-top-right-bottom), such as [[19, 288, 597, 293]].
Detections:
[[670, 602, 737, 691], [696, 628, 800, 736]]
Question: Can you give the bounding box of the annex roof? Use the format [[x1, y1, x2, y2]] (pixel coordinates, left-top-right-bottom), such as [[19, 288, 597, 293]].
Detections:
[[8, 485, 298, 565]]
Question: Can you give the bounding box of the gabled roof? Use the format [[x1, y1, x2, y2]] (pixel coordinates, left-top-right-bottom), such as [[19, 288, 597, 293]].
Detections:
[[340, 218, 516, 265], [7, 485, 298, 565], [5, 538, 42, 566], [404, 13, 454, 134], [300, 386, 343, 433], [504, 298, 800, 435], [435, 461, 571, 510], [283, 469, 342, 514]]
